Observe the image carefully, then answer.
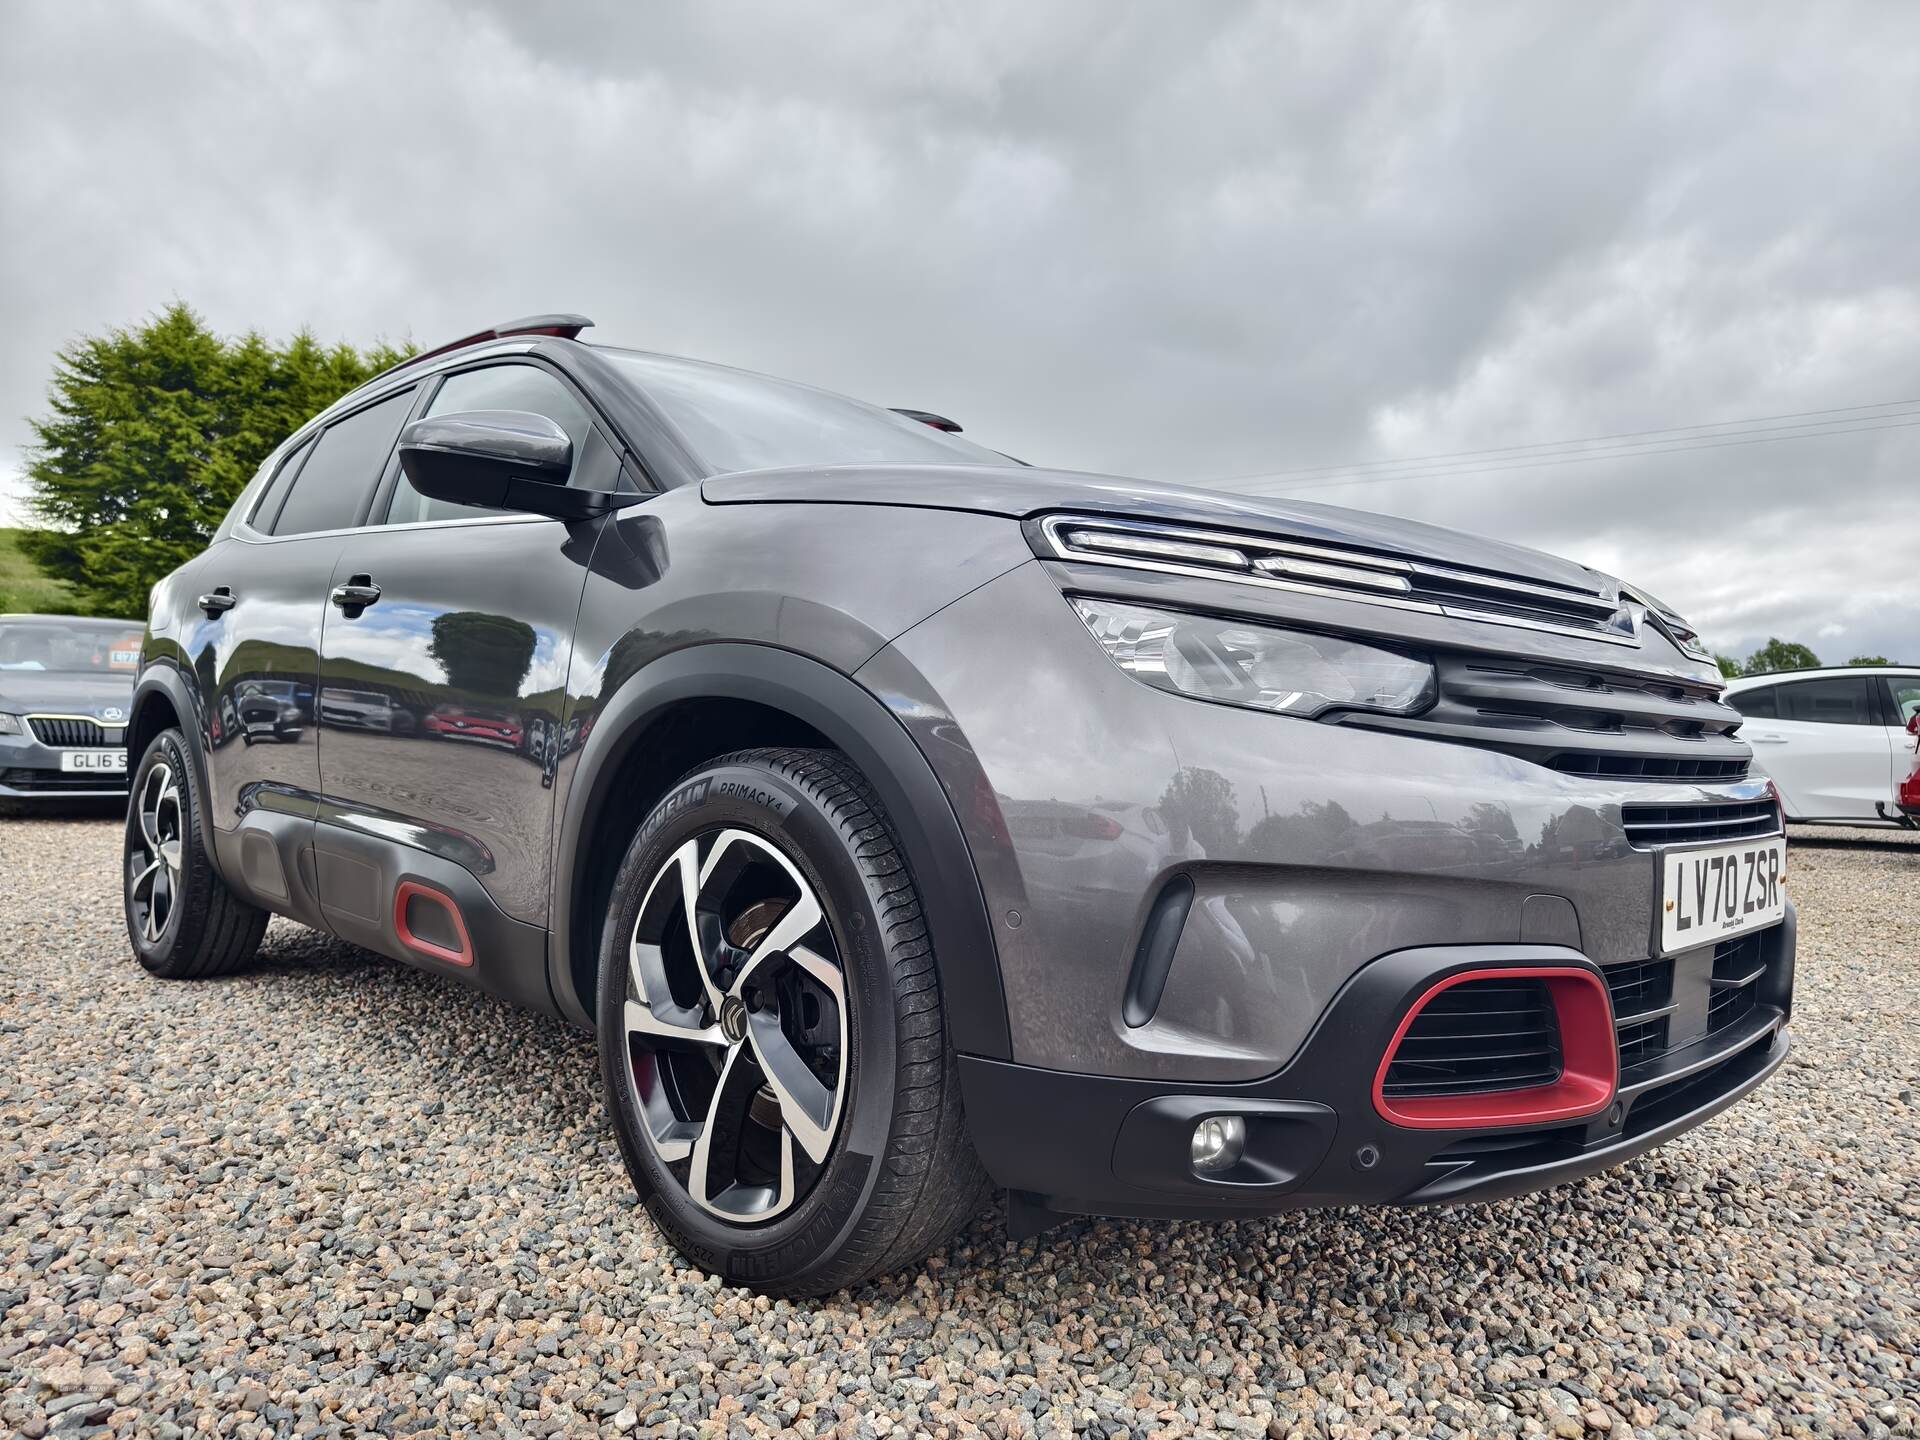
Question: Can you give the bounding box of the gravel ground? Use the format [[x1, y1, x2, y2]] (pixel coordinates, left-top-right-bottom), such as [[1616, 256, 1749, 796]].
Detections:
[[1, 814, 1915, 1439]]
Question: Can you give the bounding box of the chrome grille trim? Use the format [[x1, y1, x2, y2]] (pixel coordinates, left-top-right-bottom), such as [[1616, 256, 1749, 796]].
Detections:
[[26, 715, 122, 748], [1040, 513, 1643, 647], [1344, 656, 1751, 781], [1620, 799, 1782, 849]]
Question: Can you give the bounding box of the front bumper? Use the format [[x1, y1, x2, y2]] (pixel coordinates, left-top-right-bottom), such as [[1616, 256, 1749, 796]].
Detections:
[[862, 557, 1796, 1217], [0, 731, 130, 799], [959, 924, 1793, 1220]]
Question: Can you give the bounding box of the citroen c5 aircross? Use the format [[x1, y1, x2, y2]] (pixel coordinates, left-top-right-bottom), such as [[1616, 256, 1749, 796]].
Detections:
[[125, 313, 1793, 1293]]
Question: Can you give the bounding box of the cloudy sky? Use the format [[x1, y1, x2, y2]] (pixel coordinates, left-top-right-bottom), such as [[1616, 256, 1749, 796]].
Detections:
[[3, 1, 1916, 664]]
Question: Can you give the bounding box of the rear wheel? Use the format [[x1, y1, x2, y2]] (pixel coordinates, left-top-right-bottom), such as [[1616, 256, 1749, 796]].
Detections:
[[597, 747, 988, 1294], [123, 728, 268, 979]]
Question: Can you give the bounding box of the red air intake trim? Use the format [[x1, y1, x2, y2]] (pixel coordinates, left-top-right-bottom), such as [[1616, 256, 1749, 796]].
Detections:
[[1373, 965, 1617, 1130], [394, 881, 474, 968]]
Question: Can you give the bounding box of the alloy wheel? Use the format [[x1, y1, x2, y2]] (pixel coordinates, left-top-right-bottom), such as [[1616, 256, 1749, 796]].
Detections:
[[128, 761, 185, 944], [622, 827, 848, 1222]]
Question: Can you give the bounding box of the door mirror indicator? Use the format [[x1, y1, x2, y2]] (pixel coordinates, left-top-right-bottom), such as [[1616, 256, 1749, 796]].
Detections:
[[397, 410, 632, 521]]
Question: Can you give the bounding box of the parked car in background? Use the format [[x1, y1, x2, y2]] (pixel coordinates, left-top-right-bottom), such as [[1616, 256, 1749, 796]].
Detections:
[[234, 678, 307, 745], [319, 685, 414, 734], [0, 614, 144, 808], [424, 703, 523, 748], [1725, 666, 1920, 826], [123, 314, 1795, 1294], [1897, 714, 1920, 820]]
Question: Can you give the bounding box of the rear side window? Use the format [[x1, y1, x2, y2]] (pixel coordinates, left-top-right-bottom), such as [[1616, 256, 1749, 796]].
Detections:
[[384, 363, 594, 526], [247, 435, 315, 533], [270, 390, 414, 536], [1883, 677, 1920, 726], [1729, 686, 1777, 719], [1775, 675, 1878, 725]]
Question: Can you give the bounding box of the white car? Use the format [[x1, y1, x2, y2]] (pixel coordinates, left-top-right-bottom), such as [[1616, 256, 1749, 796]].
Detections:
[[1725, 666, 1920, 826]]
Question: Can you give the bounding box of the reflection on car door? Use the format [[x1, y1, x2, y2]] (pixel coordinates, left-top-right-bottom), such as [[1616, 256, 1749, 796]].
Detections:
[[1739, 675, 1891, 819], [315, 359, 616, 926], [187, 389, 418, 828]]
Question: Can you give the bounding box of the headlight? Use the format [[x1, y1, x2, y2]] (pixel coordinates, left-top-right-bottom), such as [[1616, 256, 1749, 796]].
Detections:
[[0, 713, 21, 735], [1072, 598, 1435, 719]]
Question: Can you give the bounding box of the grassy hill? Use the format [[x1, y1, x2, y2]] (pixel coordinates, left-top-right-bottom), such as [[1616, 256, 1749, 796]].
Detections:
[[0, 528, 80, 615]]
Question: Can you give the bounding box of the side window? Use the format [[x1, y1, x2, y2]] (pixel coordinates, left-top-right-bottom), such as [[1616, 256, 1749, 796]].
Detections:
[[384, 363, 595, 526], [1776, 676, 1877, 726], [1883, 677, 1920, 726], [270, 390, 415, 537], [246, 435, 315, 534], [1729, 686, 1777, 719]]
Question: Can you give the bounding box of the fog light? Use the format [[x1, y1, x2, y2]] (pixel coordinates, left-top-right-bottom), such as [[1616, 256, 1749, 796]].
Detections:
[[1190, 1115, 1246, 1173]]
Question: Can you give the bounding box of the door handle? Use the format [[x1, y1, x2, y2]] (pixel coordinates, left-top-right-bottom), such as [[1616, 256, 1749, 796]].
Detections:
[[1749, 734, 1788, 744], [198, 587, 237, 616], [330, 576, 382, 613]]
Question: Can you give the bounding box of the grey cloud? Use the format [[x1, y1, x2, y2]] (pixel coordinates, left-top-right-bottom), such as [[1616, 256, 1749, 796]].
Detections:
[[1, 0, 1915, 662]]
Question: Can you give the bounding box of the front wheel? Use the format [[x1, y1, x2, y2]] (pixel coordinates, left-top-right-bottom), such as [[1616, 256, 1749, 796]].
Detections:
[[597, 747, 989, 1294]]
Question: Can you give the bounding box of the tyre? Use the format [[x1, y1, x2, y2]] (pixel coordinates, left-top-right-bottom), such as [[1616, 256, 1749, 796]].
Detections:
[[597, 747, 989, 1294], [123, 728, 269, 979]]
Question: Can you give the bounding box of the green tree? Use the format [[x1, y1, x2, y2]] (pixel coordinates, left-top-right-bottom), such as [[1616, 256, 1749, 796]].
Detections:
[[20, 303, 411, 615], [428, 611, 537, 698], [1847, 654, 1892, 666], [1714, 654, 1743, 679], [1156, 766, 1241, 856], [1741, 638, 1820, 676]]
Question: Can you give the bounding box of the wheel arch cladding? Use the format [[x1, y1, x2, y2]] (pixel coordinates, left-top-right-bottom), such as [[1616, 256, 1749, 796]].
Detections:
[[550, 643, 1012, 1059], [129, 665, 210, 826]]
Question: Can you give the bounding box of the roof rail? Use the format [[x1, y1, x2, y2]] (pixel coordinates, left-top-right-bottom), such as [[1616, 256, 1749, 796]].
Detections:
[[367, 313, 596, 386], [891, 408, 963, 433]]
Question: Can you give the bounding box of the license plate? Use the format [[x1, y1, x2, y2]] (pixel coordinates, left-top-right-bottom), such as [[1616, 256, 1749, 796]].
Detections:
[[1659, 836, 1786, 953], [59, 749, 128, 773]]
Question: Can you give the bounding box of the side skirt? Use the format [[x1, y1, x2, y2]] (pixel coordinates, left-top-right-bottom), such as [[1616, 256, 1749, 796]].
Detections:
[[212, 811, 557, 1017]]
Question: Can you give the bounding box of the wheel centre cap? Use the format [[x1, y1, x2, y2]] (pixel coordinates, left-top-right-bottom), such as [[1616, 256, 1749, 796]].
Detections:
[[719, 996, 748, 1044]]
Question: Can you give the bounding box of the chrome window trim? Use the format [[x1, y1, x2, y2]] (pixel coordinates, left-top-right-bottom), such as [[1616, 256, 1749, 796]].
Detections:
[[232, 510, 558, 546], [1038, 513, 1645, 649]]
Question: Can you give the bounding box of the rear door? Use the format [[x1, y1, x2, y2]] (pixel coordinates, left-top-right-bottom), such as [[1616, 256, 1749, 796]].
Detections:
[[316, 358, 617, 929], [1739, 675, 1892, 819], [186, 388, 417, 832]]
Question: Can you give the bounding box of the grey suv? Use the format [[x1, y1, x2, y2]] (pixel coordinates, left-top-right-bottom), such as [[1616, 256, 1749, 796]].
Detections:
[[126, 314, 1794, 1293]]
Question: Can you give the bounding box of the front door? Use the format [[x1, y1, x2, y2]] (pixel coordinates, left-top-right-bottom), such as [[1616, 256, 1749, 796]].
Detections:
[[315, 358, 613, 927]]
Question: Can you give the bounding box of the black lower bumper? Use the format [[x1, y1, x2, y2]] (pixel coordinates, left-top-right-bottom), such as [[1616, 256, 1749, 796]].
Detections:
[[959, 930, 1793, 1222]]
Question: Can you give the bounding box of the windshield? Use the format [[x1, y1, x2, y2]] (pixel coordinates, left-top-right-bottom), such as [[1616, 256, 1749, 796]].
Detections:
[[0, 619, 143, 673], [603, 349, 1011, 475]]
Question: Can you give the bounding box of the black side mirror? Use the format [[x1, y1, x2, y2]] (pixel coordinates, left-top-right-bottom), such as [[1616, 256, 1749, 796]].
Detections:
[[398, 410, 626, 521]]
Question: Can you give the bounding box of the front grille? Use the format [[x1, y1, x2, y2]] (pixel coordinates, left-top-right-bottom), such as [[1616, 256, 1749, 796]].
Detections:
[[1708, 934, 1766, 1034], [1381, 978, 1563, 1098], [1343, 656, 1751, 783], [1550, 752, 1751, 782], [27, 716, 112, 747], [1604, 956, 1674, 1018], [1621, 798, 1781, 849], [1615, 1016, 1671, 1070], [1041, 514, 1636, 642]]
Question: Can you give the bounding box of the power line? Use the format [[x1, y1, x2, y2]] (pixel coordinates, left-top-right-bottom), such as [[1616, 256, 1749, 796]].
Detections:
[[1217, 415, 1920, 495], [1199, 396, 1920, 488]]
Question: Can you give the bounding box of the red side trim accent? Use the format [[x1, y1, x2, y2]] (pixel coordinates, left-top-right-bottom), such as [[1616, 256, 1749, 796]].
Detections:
[[1373, 965, 1617, 1130], [394, 881, 474, 968]]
